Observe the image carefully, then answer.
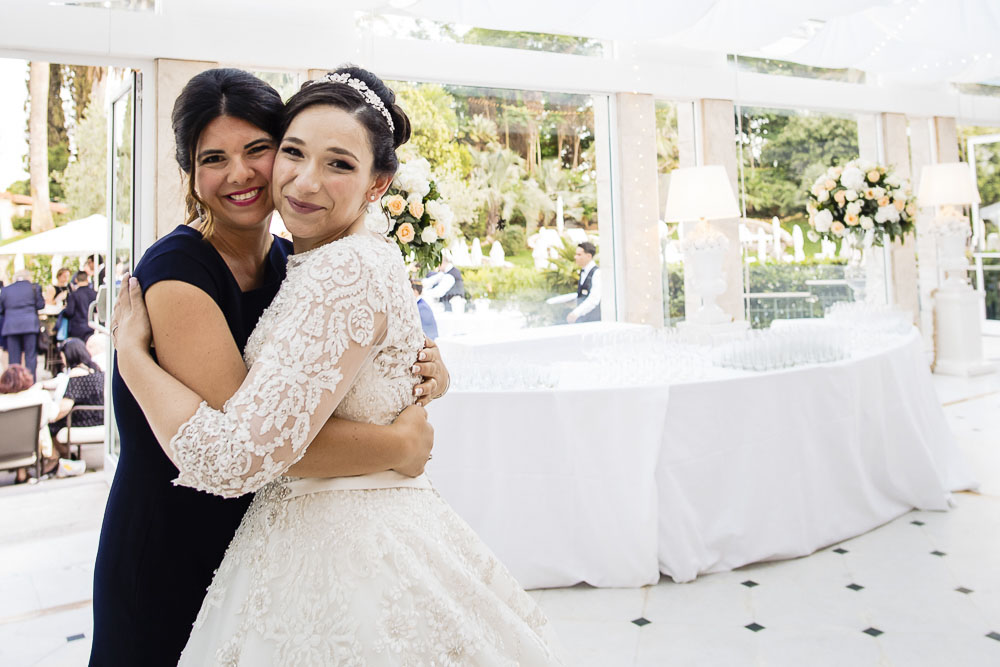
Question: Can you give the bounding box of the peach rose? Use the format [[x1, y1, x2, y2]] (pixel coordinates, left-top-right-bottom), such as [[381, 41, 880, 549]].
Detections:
[[831, 221, 846, 237], [408, 201, 424, 219], [385, 194, 407, 217], [877, 196, 891, 207], [867, 170, 881, 183], [824, 179, 837, 190], [396, 222, 415, 244], [893, 198, 906, 211], [434, 220, 447, 238], [834, 190, 847, 206], [906, 203, 917, 216], [846, 213, 860, 226], [864, 188, 876, 199]]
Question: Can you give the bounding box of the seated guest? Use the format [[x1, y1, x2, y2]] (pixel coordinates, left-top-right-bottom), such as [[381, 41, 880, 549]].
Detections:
[[45, 267, 72, 306], [47, 338, 104, 457], [63, 271, 98, 343], [0, 364, 59, 483], [567, 241, 601, 324], [412, 280, 439, 340]]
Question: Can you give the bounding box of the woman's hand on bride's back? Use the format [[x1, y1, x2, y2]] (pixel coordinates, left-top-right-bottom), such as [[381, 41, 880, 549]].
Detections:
[[390, 404, 434, 477], [111, 274, 153, 354]]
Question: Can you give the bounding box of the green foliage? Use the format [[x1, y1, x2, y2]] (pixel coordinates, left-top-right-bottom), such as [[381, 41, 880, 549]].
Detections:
[[57, 101, 107, 218], [12, 215, 31, 233], [738, 108, 860, 219], [25, 254, 52, 288], [655, 102, 680, 174], [459, 28, 604, 56], [958, 125, 1000, 206], [395, 83, 470, 177], [462, 265, 546, 300], [496, 224, 527, 255], [662, 262, 685, 324], [7, 180, 30, 196], [543, 235, 587, 292]]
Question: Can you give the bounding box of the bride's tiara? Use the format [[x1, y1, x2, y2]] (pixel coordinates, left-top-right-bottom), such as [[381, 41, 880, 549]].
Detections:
[[309, 72, 395, 133]]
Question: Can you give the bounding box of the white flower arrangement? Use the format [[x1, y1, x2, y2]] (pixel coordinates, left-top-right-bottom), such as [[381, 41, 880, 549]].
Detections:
[[367, 157, 454, 269], [806, 159, 916, 247]]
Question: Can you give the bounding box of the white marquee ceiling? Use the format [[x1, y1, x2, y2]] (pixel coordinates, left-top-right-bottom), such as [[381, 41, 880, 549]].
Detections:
[[350, 0, 1000, 85]]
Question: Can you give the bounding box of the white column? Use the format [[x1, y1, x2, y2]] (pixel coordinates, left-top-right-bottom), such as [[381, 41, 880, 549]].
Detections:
[[882, 112, 919, 324], [691, 99, 744, 322], [909, 117, 936, 345], [154, 58, 217, 240], [614, 93, 663, 326]]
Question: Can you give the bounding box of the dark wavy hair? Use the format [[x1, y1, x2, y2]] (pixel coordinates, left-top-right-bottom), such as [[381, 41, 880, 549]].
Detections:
[[282, 65, 412, 179], [171, 68, 284, 237], [60, 338, 101, 373]]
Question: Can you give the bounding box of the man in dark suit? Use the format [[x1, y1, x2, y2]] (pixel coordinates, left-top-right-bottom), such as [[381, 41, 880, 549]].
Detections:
[[0, 269, 45, 380], [63, 271, 97, 342], [567, 241, 601, 323]]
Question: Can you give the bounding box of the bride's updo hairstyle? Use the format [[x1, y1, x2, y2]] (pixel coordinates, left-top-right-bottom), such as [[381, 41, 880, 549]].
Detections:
[[171, 68, 284, 238], [281, 65, 412, 180]]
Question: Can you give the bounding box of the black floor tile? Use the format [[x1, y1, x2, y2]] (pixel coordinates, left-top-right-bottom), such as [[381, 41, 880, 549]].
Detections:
[[846, 583, 864, 591], [956, 587, 974, 595], [863, 627, 883, 637], [631, 617, 651, 627], [66, 634, 85, 642], [741, 580, 759, 588], [745, 623, 764, 632]]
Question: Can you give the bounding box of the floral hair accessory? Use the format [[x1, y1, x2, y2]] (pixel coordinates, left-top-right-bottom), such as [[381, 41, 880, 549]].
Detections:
[[314, 72, 395, 133]]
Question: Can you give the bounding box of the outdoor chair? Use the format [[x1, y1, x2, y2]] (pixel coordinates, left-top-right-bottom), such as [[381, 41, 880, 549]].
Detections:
[[54, 404, 105, 461], [0, 403, 44, 479]]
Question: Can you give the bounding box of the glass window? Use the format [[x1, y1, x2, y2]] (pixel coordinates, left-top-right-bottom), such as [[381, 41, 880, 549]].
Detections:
[[729, 55, 865, 84], [249, 70, 302, 102], [359, 13, 608, 57], [959, 124, 1000, 326], [386, 80, 610, 335], [656, 100, 696, 326], [735, 105, 862, 328]]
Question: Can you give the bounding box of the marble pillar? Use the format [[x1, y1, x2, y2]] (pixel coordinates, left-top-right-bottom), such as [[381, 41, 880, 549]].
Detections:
[[882, 112, 919, 325], [615, 93, 664, 326], [909, 117, 937, 344], [689, 99, 744, 322], [154, 58, 217, 239]]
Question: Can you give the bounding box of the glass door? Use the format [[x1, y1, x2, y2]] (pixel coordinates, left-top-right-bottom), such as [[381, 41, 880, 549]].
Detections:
[[967, 134, 1000, 335], [105, 72, 140, 466]]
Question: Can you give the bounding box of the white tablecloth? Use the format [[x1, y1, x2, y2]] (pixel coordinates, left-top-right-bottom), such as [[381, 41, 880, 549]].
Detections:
[[437, 321, 648, 366], [427, 327, 976, 588]]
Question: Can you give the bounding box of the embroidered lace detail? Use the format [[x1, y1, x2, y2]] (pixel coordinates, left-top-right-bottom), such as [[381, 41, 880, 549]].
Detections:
[[170, 232, 561, 664], [181, 488, 561, 666], [169, 233, 422, 498]]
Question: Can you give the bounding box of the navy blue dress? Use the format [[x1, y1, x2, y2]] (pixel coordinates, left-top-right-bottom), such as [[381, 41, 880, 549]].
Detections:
[[89, 225, 292, 666]]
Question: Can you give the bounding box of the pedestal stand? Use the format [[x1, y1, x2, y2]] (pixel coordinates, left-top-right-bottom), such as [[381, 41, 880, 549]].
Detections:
[[933, 287, 995, 376]]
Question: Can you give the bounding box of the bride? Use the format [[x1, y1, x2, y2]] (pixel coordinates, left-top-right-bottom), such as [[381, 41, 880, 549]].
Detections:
[[112, 66, 562, 665]]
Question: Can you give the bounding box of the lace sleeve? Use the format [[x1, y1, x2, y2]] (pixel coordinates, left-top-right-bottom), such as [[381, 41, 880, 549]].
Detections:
[[168, 240, 388, 498]]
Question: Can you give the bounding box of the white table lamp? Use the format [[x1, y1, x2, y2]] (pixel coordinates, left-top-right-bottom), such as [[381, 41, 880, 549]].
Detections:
[[917, 162, 992, 376], [665, 166, 741, 326]]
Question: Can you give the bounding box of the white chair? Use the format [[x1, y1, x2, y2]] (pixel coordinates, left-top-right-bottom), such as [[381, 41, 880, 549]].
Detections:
[[0, 404, 44, 479]]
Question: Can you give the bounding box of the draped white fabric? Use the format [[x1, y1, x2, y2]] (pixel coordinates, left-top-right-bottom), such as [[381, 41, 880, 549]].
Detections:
[[427, 328, 976, 588], [351, 0, 1000, 84]]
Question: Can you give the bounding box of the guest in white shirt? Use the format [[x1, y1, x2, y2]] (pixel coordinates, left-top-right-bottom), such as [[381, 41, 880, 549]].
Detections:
[[568, 241, 601, 323]]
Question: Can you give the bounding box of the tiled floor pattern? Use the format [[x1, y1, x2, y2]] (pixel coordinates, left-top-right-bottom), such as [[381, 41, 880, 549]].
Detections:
[[1, 335, 998, 666]]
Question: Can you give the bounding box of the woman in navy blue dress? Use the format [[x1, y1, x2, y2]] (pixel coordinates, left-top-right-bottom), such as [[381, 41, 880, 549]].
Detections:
[[89, 69, 449, 666]]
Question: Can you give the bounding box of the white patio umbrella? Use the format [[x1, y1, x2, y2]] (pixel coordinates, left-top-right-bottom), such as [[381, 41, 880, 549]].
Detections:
[[0, 214, 108, 257]]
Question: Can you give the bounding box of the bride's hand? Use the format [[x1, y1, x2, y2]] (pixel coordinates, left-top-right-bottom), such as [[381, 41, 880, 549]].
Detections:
[[110, 273, 153, 354], [412, 337, 450, 407], [390, 404, 434, 477]]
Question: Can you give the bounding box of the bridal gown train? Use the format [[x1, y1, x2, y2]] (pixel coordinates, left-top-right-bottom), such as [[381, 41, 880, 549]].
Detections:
[[173, 232, 562, 666]]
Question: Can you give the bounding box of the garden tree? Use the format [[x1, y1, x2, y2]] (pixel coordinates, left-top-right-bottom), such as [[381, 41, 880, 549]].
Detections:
[[463, 114, 500, 150], [738, 108, 858, 218], [46, 64, 70, 201], [66, 65, 104, 127], [655, 103, 680, 174], [468, 145, 528, 239], [57, 100, 107, 218], [394, 83, 469, 176], [958, 125, 1000, 208], [28, 61, 54, 232], [459, 28, 604, 56]]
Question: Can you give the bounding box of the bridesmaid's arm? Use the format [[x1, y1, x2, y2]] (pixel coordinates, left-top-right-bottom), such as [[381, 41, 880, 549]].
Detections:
[[142, 281, 432, 477]]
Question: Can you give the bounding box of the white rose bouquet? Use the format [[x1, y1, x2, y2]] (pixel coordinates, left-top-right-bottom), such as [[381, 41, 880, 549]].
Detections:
[[369, 157, 454, 269], [805, 159, 917, 247]]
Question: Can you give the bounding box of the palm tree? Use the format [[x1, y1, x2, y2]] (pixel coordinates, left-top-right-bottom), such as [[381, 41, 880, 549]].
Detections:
[[28, 61, 54, 233]]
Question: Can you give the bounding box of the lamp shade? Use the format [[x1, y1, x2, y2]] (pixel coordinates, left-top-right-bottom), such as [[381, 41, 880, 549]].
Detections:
[[917, 162, 981, 207], [664, 165, 741, 222]]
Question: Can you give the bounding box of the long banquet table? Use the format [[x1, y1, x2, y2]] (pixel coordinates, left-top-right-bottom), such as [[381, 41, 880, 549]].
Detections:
[[426, 325, 977, 589]]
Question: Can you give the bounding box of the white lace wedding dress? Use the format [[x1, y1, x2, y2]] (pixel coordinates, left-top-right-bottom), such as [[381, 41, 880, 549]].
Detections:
[[173, 232, 562, 666]]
